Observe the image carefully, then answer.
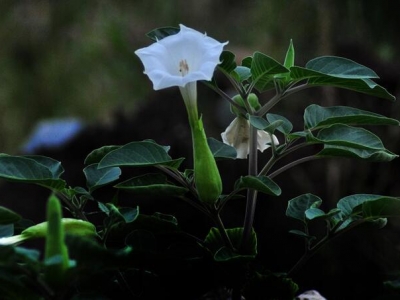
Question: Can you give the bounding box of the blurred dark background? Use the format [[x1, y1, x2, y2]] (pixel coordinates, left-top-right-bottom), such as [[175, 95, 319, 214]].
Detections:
[[1, 1, 400, 299], [1, 0, 399, 154]]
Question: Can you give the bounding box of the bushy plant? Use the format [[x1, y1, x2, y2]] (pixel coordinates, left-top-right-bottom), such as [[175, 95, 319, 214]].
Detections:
[[1, 25, 399, 300]]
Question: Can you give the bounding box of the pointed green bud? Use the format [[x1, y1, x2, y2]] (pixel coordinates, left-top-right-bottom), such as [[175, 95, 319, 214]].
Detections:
[[247, 93, 261, 111], [192, 118, 222, 205], [44, 194, 70, 288], [230, 93, 261, 116]]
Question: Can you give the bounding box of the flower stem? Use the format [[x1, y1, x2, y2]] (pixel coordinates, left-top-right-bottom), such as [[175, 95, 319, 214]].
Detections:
[[240, 123, 258, 253]]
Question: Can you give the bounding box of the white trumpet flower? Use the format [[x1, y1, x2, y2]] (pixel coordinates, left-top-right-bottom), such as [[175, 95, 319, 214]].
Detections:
[[221, 116, 279, 159]]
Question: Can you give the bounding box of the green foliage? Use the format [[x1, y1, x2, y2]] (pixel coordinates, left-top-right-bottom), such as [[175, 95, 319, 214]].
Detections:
[[286, 193, 400, 250], [0, 154, 66, 190], [0, 31, 398, 299], [0, 206, 21, 225]]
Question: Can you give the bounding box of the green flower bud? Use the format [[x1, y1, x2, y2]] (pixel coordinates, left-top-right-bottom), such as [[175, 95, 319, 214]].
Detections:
[[230, 93, 261, 116], [247, 93, 261, 111], [192, 118, 222, 205], [44, 194, 70, 288]]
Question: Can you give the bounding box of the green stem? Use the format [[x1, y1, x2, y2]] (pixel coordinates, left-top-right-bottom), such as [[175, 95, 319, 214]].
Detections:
[[212, 209, 235, 250]]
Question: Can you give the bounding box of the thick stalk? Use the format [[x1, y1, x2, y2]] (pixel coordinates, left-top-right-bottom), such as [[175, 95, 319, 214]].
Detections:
[[240, 123, 258, 253]]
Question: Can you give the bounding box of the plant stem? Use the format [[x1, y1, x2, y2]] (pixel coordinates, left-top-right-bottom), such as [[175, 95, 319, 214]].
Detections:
[[288, 219, 365, 276], [268, 156, 323, 179], [212, 209, 235, 250], [240, 123, 258, 253]]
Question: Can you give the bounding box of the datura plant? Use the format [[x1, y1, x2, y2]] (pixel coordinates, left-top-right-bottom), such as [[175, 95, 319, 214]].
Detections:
[[1, 24, 400, 300]]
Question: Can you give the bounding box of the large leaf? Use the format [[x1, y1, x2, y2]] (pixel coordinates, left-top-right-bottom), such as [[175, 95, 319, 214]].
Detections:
[[25, 155, 65, 178], [290, 66, 395, 100], [317, 144, 397, 162], [286, 194, 323, 223], [83, 164, 121, 193], [362, 197, 400, 219], [309, 124, 387, 150], [306, 56, 379, 79], [207, 137, 237, 160], [311, 124, 397, 161], [98, 141, 182, 169], [235, 175, 281, 196], [333, 194, 400, 232], [114, 173, 188, 196], [251, 52, 289, 92], [0, 155, 65, 190], [304, 104, 400, 129], [337, 194, 390, 219], [84, 145, 121, 165]]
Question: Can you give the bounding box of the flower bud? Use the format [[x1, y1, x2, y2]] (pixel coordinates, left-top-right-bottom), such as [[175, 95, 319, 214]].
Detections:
[[192, 118, 222, 205], [44, 194, 70, 288], [230, 93, 261, 116]]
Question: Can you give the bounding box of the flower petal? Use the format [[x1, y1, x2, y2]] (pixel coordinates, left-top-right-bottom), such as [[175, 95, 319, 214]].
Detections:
[[135, 24, 228, 90], [221, 117, 279, 159]]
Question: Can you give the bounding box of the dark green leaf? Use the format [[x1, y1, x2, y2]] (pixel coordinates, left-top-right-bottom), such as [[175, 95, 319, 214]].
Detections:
[[218, 50, 237, 74], [25, 155, 64, 178], [290, 66, 395, 100], [114, 173, 188, 196], [146, 26, 179, 42], [214, 246, 255, 262], [152, 212, 178, 226], [251, 52, 289, 92], [305, 208, 326, 220], [204, 227, 257, 260], [306, 56, 379, 79], [318, 145, 397, 162], [286, 194, 323, 223], [119, 207, 140, 223], [362, 197, 400, 219], [304, 104, 400, 129], [0, 155, 66, 190], [235, 176, 281, 196], [242, 56, 252, 68], [84, 145, 121, 165], [83, 164, 121, 192], [337, 194, 384, 218], [103, 204, 139, 232], [310, 124, 387, 150], [0, 207, 21, 225], [98, 141, 181, 169], [207, 137, 237, 160], [248, 115, 270, 130], [266, 113, 293, 134], [248, 114, 285, 134]]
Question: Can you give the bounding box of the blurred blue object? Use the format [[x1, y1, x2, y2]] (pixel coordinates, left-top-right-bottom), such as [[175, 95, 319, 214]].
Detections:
[[22, 118, 84, 154]]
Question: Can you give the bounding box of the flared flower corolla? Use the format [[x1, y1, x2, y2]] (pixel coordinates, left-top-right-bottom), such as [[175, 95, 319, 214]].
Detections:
[[221, 117, 279, 159], [135, 24, 228, 90]]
